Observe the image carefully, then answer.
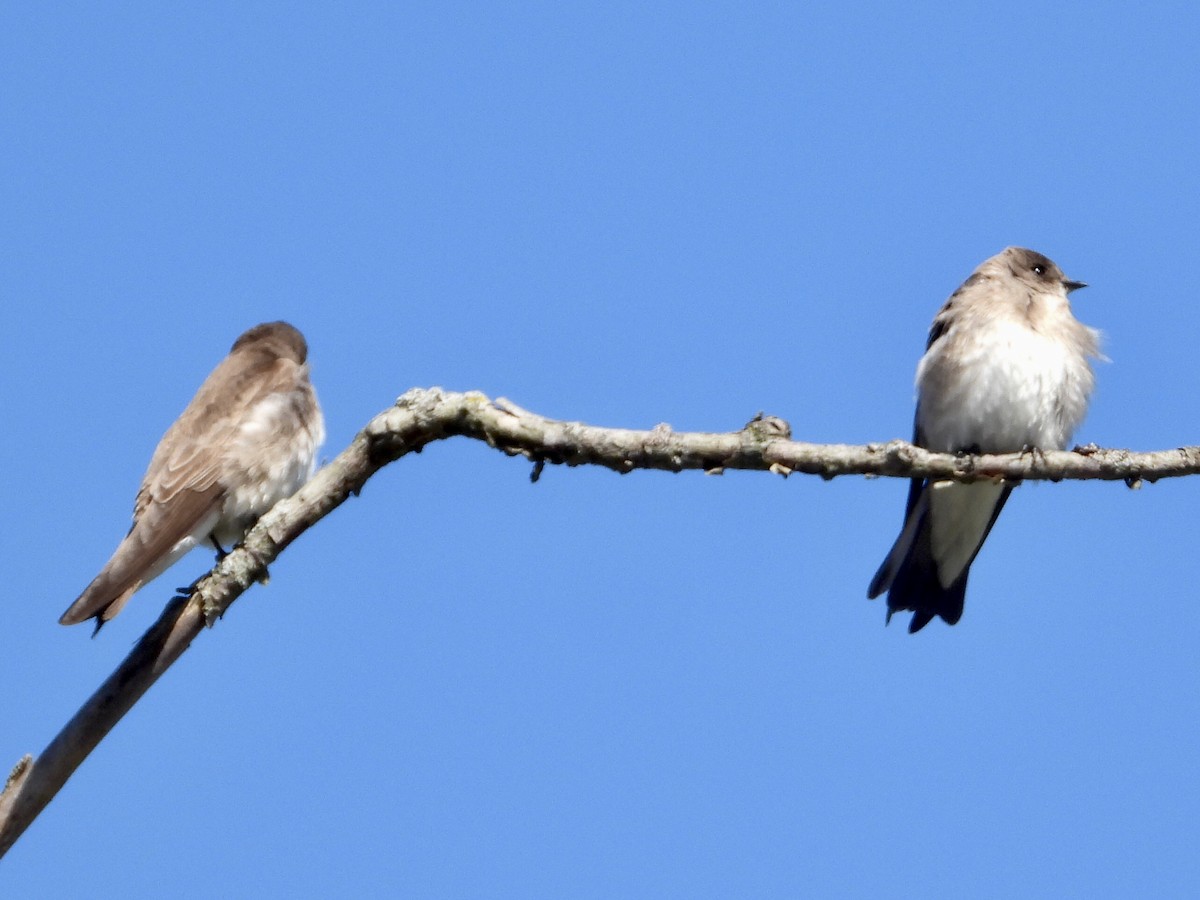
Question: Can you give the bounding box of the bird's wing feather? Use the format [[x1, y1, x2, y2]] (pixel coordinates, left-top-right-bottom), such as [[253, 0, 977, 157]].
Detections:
[[60, 351, 298, 626]]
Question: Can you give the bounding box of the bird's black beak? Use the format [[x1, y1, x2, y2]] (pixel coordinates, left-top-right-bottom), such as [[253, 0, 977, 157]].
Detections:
[[1064, 279, 1087, 293]]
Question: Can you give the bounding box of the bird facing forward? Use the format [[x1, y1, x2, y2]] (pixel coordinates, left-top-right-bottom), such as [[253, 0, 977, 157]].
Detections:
[[60, 321, 325, 631], [868, 247, 1101, 632]]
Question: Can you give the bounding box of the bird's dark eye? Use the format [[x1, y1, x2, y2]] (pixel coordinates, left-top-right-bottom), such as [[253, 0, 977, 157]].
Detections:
[[1032, 264, 1046, 276]]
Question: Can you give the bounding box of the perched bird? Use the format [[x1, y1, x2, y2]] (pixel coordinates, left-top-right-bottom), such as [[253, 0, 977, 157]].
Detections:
[[867, 247, 1100, 632], [60, 321, 325, 632]]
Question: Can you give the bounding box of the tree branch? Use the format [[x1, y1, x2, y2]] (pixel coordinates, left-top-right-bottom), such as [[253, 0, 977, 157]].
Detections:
[[0, 387, 1193, 856]]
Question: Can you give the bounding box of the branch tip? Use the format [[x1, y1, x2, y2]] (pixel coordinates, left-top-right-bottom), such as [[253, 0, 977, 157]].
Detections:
[[3, 756, 31, 795]]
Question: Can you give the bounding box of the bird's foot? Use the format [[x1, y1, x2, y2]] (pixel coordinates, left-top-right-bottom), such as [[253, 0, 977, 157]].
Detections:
[[1020, 444, 1048, 465], [173, 573, 205, 599]]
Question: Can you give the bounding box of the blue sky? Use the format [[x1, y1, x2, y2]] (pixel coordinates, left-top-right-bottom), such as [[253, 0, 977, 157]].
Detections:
[[4, 2, 1199, 897]]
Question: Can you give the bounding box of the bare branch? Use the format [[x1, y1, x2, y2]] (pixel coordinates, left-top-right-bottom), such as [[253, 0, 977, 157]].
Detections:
[[1, 387, 1194, 856]]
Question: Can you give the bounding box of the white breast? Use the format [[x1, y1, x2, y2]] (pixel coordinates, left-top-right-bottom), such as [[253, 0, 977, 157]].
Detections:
[[214, 387, 325, 543], [916, 315, 1095, 453]]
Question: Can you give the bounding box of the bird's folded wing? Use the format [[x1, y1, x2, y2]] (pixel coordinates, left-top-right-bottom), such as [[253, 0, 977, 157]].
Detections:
[[59, 460, 227, 625]]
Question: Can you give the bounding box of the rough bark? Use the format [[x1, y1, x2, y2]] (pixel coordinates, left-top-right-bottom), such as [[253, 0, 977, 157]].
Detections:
[[0, 387, 1191, 857]]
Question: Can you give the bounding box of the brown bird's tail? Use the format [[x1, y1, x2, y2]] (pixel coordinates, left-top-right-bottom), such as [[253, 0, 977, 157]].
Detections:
[[868, 481, 1012, 633]]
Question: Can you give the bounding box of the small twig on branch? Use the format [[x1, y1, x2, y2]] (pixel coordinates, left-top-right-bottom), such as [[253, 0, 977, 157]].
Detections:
[[0, 387, 1194, 857]]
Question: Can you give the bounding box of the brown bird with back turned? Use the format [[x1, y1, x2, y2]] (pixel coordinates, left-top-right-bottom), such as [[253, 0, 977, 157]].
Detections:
[[60, 321, 325, 632]]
